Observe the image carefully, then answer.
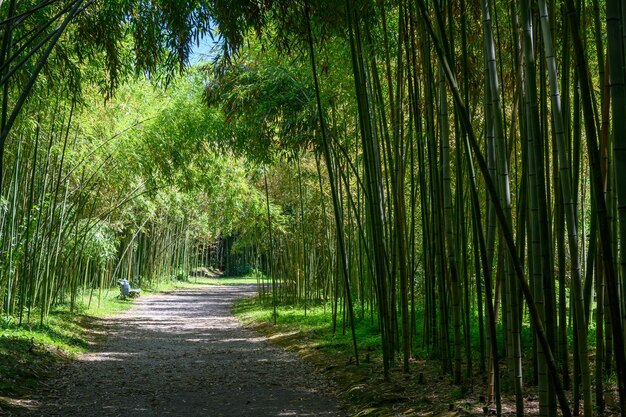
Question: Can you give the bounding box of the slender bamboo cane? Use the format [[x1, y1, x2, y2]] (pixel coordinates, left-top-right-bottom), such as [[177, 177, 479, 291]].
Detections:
[[415, 2, 572, 414]]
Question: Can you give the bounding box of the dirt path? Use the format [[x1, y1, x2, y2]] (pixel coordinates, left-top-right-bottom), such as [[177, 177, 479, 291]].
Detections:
[[21, 285, 344, 417]]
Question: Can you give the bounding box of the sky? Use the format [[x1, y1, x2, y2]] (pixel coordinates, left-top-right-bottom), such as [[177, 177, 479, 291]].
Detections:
[[189, 32, 222, 65]]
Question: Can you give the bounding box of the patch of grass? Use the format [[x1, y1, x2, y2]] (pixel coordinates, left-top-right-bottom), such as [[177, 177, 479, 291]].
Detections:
[[0, 310, 93, 398], [72, 288, 136, 316], [141, 274, 260, 290], [234, 297, 382, 355], [0, 290, 135, 399], [193, 276, 260, 285], [141, 277, 203, 292]]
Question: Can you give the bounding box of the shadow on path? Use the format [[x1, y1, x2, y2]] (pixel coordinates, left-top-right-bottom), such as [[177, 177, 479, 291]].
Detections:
[[19, 285, 343, 417]]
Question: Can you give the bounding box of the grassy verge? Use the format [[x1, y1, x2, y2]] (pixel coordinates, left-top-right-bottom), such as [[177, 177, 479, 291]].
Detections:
[[234, 297, 383, 355], [0, 273, 248, 411], [234, 296, 623, 416], [234, 296, 508, 417]]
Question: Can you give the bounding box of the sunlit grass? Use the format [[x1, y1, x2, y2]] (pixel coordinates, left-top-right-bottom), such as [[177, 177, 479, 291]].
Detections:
[[208, 277, 258, 285], [234, 297, 383, 356], [140, 275, 260, 291]]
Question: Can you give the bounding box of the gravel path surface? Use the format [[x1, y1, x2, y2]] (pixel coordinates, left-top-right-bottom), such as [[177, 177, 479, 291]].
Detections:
[[22, 285, 344, 417]]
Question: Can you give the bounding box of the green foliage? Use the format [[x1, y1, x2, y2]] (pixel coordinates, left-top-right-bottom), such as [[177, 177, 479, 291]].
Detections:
[[205, 57, 317, 163], [4, 1, 624, 413], [0, 56, 282, 318], [67, 220, 118, 265], [74, 0, 214, 94]]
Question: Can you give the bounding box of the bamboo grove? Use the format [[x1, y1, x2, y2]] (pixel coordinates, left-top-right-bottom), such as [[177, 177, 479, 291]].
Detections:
[[3, 0, 626, 416], [204, 0, 626, 416], [0, 69, 267, 319]]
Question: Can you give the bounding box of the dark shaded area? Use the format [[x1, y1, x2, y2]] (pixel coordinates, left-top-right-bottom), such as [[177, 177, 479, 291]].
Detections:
[[0, 337, 62, 397], [11, 285, 342, 417], [0, 312, 95, 400]]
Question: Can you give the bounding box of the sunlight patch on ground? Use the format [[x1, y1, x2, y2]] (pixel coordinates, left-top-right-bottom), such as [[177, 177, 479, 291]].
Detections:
[[80, 351, 138, 362], [0, 396, 40, 410], [267, 330, 301, 341], [218, 336, 265, 343]]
